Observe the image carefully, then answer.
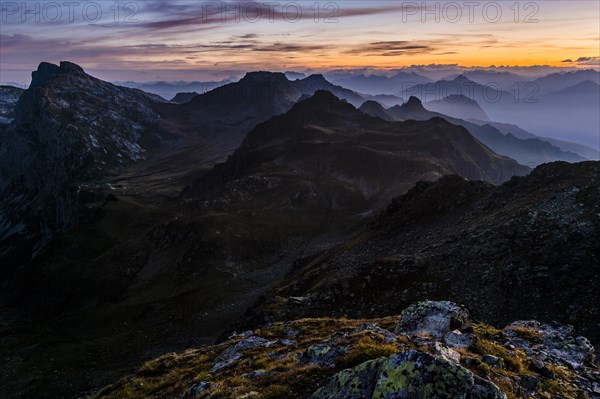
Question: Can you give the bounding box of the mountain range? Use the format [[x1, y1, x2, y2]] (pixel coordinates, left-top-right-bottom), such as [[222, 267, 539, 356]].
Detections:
[[399, 73, 600, 149], [0, 61, 598, 399], [359, 96, 587, 167]]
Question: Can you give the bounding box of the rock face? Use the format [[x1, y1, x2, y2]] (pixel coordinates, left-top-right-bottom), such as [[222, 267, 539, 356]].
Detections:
[[0, 85, 24, 123], [92, 301, 598, 399], [0, 61, 165, 276]]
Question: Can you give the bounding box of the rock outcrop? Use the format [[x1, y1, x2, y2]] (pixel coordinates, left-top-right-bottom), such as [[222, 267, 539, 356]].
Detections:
[[92, 301, 598, 399]]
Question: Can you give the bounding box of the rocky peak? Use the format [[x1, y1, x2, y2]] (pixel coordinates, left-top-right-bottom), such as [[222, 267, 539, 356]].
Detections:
[[290, 90, 355, 118], [30, 61, 86, 89], [400, 95, 426, 112], [301, 74, 329, 84], [240, 71, 289, 85], [453, 74, 473, 84]]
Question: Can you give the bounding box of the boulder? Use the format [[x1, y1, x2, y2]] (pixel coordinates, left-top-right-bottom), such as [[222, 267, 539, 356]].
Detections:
[[445, 329, 476, 349], [395, 301, 469, 339]]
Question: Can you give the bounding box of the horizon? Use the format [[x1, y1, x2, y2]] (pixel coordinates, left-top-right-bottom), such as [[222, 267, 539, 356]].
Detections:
[[1, 1, 599, 83]]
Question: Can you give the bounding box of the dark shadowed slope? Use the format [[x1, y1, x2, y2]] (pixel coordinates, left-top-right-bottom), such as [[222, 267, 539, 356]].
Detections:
[[242, 161, 600, 349]]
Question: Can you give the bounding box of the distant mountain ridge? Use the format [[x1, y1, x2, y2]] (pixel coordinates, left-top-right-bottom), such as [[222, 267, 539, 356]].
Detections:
[[425, 94, 490, 122], [359, 96, 585, 166]]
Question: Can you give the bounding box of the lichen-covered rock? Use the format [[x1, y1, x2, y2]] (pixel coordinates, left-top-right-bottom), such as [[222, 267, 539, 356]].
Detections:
[[211, 336, 275, 373], [444, 330, 476, 349], [310, 350, 505, 399], [352, 323, 398, 344], [395, 301, 469, 339], [482, 354, 505, 369], [302, 334, 349, 368], [183, 381, 213, 399], [504, 320, 594, 369], [431, 341, 461, 364], [471, 376, 506, 399]]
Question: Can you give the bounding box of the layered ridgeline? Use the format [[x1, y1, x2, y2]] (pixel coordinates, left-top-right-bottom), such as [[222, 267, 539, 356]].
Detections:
[[0, 62, 167, 276], [400, 73, 600, 151], [198, 90, 529, 204], [94, 301, 598, 399], [241, 161, 600, 348], [359, 96, 588, 166]]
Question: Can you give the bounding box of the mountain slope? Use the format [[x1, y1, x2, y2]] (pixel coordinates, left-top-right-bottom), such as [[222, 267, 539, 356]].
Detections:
[[0, 61, 166, 277], [171, 92, 198, 103], [242, 161, 600, 349]]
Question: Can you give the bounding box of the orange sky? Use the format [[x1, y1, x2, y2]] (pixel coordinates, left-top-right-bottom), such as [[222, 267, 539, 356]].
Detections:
[[1, 1, 599, 82]]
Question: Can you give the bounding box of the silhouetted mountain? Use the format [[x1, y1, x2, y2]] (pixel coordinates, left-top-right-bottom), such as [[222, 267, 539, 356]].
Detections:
[[170, 92, 198, 103], [358, 100, 395, 121], [0, 61, 166, 277], [425, 94, 490, 122], [293, 74, 365, 107], [361, 94, 405, 107]]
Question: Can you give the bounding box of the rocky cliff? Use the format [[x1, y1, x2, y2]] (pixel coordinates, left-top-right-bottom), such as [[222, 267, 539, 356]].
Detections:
[[0, 62, 165, 277]]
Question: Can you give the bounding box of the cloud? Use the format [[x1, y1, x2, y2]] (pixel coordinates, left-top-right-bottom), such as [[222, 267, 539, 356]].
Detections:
[[347, 41, 436, 57], [133, 3, 404, 31], [563, 56, 600, 66]]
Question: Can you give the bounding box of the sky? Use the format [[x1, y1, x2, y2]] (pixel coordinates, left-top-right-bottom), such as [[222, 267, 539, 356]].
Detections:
[[1, 0, 599, 83]]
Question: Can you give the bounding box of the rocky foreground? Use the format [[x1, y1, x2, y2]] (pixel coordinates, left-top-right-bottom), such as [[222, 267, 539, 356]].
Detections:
[[92, 301, 598, 399]]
